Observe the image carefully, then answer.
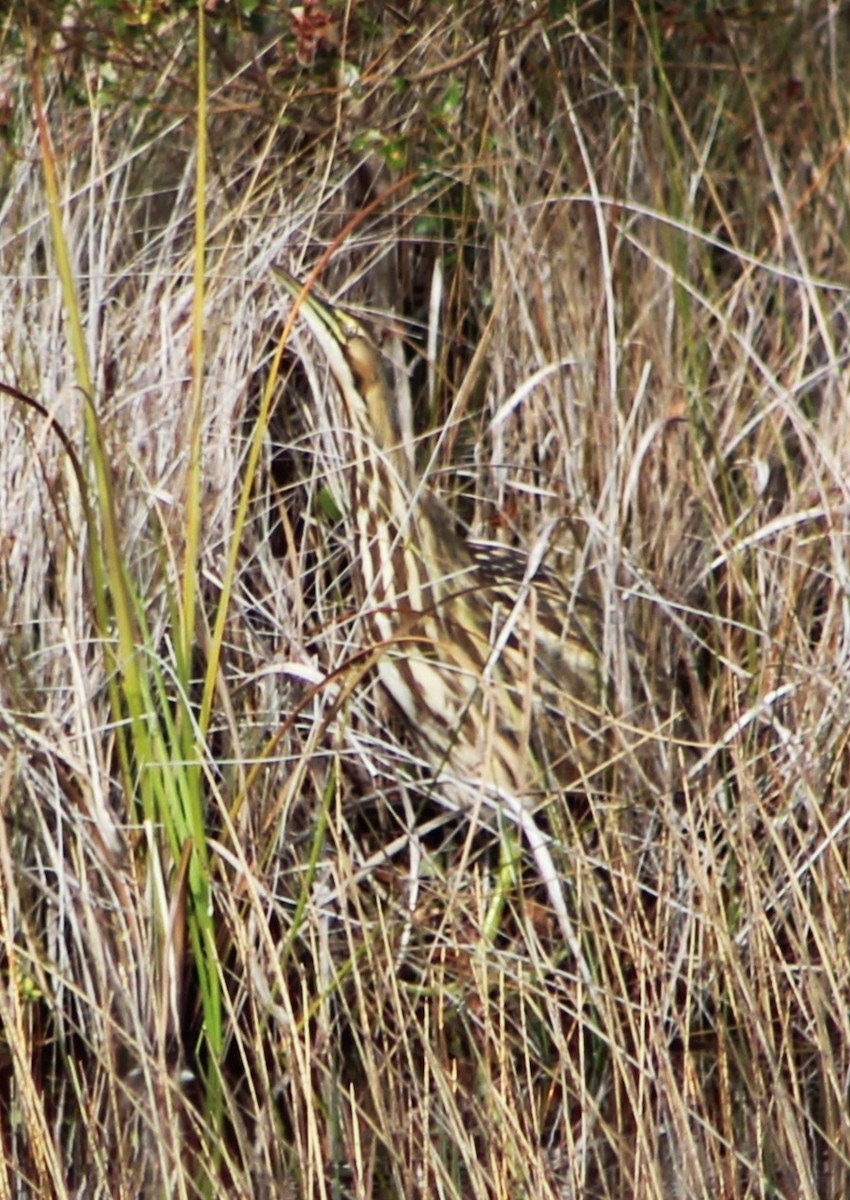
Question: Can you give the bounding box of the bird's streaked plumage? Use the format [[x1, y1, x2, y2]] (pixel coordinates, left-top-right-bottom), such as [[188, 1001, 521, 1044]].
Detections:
[[277, 267, 671, 952]]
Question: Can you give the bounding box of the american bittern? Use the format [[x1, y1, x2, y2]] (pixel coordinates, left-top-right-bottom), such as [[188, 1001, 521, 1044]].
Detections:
[[278, 268, 670, 950]]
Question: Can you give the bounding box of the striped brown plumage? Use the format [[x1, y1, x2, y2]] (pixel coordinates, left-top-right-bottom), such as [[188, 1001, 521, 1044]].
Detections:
[[278, 268, 668, 949]]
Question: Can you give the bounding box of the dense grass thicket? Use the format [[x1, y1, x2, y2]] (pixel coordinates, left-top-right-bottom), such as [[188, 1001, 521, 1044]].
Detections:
[[1, 3, 849, 1196]]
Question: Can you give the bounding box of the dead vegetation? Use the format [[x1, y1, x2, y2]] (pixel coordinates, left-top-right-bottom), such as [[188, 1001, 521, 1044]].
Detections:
[[0, 3, 849, 1196]]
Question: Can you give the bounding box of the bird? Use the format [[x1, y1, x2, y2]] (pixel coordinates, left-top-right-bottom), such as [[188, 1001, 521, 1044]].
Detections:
[[276, 266, 672, 955]]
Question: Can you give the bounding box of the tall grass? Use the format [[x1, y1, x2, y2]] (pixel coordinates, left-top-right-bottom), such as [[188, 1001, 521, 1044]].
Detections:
[[0, 3, 848, 1196]]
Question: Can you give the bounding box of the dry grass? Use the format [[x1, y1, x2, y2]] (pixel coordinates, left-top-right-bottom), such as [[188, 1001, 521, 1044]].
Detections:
[[1, 3, 849, 1197]]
